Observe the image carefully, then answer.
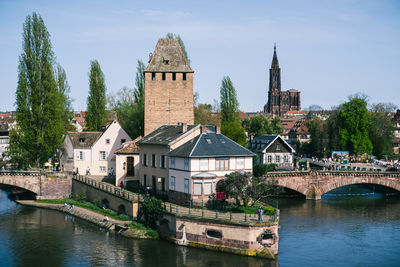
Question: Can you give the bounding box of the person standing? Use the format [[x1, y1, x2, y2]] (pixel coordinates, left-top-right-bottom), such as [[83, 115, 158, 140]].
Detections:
[[260, 207, 264, 222]]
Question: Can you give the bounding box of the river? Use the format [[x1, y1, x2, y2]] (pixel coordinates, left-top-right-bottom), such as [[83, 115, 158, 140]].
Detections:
[[0, 188, 399, 267]]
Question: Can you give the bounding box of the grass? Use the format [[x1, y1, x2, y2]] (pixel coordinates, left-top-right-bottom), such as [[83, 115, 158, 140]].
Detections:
[[37, 198, 132, 221], [225, 204, 275, 215], [129, 221, 159, 239]]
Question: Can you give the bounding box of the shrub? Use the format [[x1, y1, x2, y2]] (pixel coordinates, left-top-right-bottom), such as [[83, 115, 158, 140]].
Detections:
[[142, 197, 166, 229]]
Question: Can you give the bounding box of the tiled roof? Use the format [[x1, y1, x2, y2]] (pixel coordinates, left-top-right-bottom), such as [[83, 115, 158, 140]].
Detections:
[[67, 131, 102, 149], [144, 38, 193, 73], [138, 124, 203, 146], [115, 136, 141, 154], [167, 133, 255, 158]]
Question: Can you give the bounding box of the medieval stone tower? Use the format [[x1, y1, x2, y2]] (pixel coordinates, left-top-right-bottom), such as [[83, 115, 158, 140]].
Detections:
[[264, 45, 301, 116], [144, 38, 194, 135]]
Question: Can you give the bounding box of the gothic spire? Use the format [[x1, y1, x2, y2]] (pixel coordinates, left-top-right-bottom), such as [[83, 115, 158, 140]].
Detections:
[[271, 43, 279, 69]]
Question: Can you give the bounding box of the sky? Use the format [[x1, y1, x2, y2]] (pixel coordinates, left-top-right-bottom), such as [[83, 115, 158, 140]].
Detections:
[[0, 0, 399, 112]]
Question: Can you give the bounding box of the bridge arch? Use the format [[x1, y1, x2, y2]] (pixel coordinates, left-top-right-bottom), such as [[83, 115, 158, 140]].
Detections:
[[0, 173, 41, 195]]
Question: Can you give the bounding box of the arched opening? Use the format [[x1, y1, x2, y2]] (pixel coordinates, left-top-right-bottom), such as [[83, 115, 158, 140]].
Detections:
[[101, 198, 109, 209], [118, 204, 126, 215], [323, 183, 400, 198], [271, 185, 306, 198], [206, 229, 223, 239], [0, 184, 37, 200]]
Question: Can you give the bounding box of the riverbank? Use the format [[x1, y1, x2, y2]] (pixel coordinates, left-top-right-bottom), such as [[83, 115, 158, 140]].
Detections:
[[16, 200, 157, 239]]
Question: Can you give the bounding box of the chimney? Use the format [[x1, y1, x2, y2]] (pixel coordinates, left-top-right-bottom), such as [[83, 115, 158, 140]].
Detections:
[[215, 125, 220, 134], [181, 123, 187, 133], [200, 125, 207, 134]]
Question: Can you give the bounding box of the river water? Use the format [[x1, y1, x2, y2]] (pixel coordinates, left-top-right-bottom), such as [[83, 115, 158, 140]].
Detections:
[[0, 189, 399, 267]]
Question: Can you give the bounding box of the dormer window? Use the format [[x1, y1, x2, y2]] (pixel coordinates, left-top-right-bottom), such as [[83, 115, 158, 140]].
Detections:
[[79, 138, 85, 143], [106, 139, 110, 144], [162, 58, 169, 65]]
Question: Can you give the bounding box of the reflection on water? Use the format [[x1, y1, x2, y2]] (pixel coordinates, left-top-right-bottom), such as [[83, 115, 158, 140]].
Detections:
[[1, 187, 400, 267]]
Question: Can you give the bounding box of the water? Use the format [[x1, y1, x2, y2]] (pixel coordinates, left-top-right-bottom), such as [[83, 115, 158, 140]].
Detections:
[[0, 189, 399, 267]]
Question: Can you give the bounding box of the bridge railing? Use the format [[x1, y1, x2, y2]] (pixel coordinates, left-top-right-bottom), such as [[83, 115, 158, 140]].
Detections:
[[73, 175, 278, 225], [0, 170, 42, 176]]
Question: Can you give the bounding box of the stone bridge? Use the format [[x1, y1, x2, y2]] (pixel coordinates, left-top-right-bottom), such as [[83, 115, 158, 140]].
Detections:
[[0, 170, 71, 199], [265, 171, 400, 200]]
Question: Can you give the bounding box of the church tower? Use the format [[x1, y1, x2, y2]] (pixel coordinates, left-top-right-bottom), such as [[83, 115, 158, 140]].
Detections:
[[265, 44, 281, 116], [144, 38, 194, 135]]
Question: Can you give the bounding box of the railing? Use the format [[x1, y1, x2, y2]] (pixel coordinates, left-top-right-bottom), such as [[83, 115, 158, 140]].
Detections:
[[73, 175, 141, 202], [0, 170, 42, 176], [163, 202, 278, 224], [73, 175, 278, 225]]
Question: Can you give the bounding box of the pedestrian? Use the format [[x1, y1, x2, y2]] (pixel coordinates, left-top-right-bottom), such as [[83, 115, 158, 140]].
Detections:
[[119, 181, 123, 189], [1, 166, 4, 171], [102, 215, 109, 222], [257, 207, 261, 222], [260, 207, 264, 222], [86, 167, 91, 176], [68, 204, 74, 211]]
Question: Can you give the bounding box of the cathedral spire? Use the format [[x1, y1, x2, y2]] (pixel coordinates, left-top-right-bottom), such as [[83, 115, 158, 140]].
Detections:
[[271, 43, 279, 69]]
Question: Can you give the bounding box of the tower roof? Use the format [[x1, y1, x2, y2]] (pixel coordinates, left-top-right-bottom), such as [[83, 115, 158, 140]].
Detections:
[[145, 38, 193, 73], [271, 43, 279, 69]]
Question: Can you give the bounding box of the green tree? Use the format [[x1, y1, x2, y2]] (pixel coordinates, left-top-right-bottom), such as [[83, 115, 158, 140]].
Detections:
[[86, 60, 107, 131], [55, 64, 74, 131], [306, 118, 328, 157], [11, 13, 67, 167], [368, 103, 396, 159], [243, 114, 283, 137], [338, 97, 372, 155], [142, 197, 166, 229], [221, 120, 247, 146], [166, 33, 190, 64], [194, 103, 221, 126]]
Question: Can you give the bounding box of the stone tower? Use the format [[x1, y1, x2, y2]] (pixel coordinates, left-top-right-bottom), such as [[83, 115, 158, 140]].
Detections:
[[144, 38, 194, 135], [264, 45, 301, 116]]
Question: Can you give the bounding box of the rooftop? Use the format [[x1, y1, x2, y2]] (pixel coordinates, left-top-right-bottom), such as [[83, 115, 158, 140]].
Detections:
[[145, 38, 193, 73], [115, 136, 141, 154]]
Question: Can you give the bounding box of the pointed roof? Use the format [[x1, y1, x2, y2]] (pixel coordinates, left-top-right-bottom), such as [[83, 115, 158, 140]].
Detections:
[[115, 136, 141, 154], [145, 38, 193, 73], [271, 44, 279, 69], [249, 134, 295, 153]]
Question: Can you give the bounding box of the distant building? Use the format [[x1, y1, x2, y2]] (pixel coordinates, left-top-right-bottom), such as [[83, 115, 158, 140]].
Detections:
[[264, 45, 301, 117], [60, 120, 132, 176], [393, 110, 400, 155], [0, 112, 16, 160], [144, 38, 194, 135], [249, 135, 295, 169]]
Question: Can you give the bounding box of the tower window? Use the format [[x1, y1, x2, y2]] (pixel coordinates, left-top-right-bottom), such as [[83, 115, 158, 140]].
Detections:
[[151, 72, 156, 81], [162, 73, 166, 80], [182, 73, 186, 80], [172, 73, 176, 80]]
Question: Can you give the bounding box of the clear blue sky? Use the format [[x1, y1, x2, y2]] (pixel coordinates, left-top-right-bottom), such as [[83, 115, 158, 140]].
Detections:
[[1, 0, 399, 112]]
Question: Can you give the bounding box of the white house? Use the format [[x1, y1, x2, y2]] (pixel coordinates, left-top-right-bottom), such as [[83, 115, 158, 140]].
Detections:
[[114, 137, 141, 187], [166, 132, 255, 205], [248, 135, 295, 169], [60, 120, 132, 176]]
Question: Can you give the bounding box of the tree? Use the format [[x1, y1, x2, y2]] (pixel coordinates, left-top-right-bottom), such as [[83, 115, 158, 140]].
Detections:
[[55, 64, 74, 131], [86, 60, 107, 131], [166, 33, 190, 64], [194, 103, 221, 127], [221, 120, 247, 146], [306, 118, 328, 157], [220, 171, 279, 207], [368, 103, 396, 159], [11, 13, 67, 167], [142, 197, 166, 229], [110, 60, 145, 139], [243, 114, 283, 137], [338, 97, 372, 155]]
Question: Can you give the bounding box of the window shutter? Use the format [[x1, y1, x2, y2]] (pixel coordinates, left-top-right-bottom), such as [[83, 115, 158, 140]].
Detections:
[[82, 152, 85, 160]]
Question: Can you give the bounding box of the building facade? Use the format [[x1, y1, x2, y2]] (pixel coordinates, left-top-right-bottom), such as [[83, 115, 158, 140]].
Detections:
[[144, 38, 194, 135], [264, 45, 301, 117]]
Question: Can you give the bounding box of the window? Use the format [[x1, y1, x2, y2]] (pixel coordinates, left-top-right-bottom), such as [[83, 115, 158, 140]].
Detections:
[[194, 181, 202, 195], [172, 73, 176, 80], [204, 182, 212, 195], [79, 138, 85, 143], [105, 139, 110, 144], [183, 73, 186, 80], [151, 72, 156, 80], [200, 158, 208, 171], [161, 155, 166, 168], [143, 174, 147, 187], [100, 166, 106, 172], [170, 176, 175, 190], [142, 153, 147, 166], [216, 158, 229, 170], [100, 151, 106, 161], [121, 139, 126, 144], [77, 151, 85, 160], [275, 155, 280, 163], [162, 73, 166, 80], [276, 144, 281, 151], [284, 155, 289, 163], [236, 157, 245, 169], [170, 157, 175, 168], [184, 158, 189, 170], [151, 154, 156, 167], [161, 177, 166, 191], [267, 155, 272, 163], [127, 157, 134, 176], [184, 179, 189, 193]]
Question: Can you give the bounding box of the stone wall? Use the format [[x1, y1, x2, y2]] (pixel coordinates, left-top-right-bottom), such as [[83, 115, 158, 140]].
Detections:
[[72, 179, 138, 218], [159, 213, 279, 259], [39, 177, 72, 199]]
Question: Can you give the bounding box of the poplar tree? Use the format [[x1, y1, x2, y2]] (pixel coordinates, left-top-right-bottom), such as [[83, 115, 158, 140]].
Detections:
[[166, 33, 190, 64], [86, 60, 107, 131], [11, 13, 66, 167], [56, 64, 74, 131]]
